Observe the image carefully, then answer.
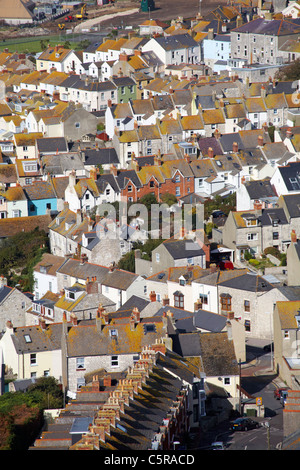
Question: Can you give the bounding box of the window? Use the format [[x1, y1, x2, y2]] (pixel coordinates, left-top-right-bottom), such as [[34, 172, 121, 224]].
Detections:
[[187, 257, 194, 265], [247, 233, 258, 241], [220, 294, 231, 311], [273, 232, 279, 240], [156, 253, 160, 263], [284, 330, 289, 339], [175, 187, 180, 196], [109, 329, 118, 338], [175, 174, 180, 182], [76, 357, 85, 370], [224, 377, 231, 385], [199, 294, 208, 305], [244, 300, 250, 312], [245, 320, 251, 332], [75, 122, 80, 128], [174, 292, 184, 308], [30, 353, 37, 366], [24, 334, 32, 343], [77, 378, 85, 389], [111, 355, 119, 367]]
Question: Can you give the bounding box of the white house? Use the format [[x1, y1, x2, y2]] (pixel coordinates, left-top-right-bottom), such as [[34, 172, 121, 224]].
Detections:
[[33, 253, 65, 300], [141, 34, 200, 66]]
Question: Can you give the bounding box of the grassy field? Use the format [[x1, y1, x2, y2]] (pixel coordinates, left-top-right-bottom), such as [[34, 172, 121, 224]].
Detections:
[[0, 33, 83, 54]]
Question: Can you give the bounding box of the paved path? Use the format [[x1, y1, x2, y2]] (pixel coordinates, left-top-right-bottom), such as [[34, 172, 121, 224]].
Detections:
[[73, 8, 139, 32]]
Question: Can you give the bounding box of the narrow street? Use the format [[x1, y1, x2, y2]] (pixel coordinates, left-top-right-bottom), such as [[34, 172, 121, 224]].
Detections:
[[196, 339, 285, 451]]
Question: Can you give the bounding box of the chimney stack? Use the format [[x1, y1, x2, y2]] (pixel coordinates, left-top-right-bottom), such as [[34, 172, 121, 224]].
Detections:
[[232, 141, 238, 153], [291, 230, 297, 243], [162, 295, 169, 306], [207, 147, 214, 158], [149, 291, 156, 302]]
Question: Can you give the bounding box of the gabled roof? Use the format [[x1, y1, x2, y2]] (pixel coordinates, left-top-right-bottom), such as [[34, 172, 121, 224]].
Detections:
[[152, 33, 198, 50], [160, 238, 205, 259]]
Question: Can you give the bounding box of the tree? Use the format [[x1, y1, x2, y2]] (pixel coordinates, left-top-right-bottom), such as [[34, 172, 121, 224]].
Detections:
[[160, 192, 178, 207], [275, 58, 300, 81]]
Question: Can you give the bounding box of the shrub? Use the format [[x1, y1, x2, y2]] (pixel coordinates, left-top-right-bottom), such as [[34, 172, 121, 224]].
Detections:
[[264, 247, 281, 259]]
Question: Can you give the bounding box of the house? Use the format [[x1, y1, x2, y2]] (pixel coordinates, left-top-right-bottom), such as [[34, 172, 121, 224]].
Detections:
[[52, 279, 116, 324], [236, 178, 278, 211], [0, 319, 63, 381], [100, 265, 147, 308], [286, 235, 300, 287], [36, 45, 82, 75], [222, 207, 292, 261], [141, 34, 201, 67], [64, 170, 101, 213], [230, 17, 300, 66], [111, 76, 137, 103], [139, 18, 168, 36], [270, 162, 300, 196], [105, 102, 134, 139], [1, 185, 28, 218], [0, 276, 33, 333], [278, 193, 300, 235], [273, 300, 300, 389], [24, 180, 57, 216], [15, 158, 42, 186], [33, 253, 65, 300], [13, 132, 43, 160], [151, 237, 206, 274], [58, 76, 117, 112], [61, 310, 169, 393], [202, 32, 231, 73]]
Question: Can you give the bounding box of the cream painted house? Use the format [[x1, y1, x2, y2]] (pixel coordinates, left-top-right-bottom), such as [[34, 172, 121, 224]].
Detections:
[[0, 319, 63, 381]]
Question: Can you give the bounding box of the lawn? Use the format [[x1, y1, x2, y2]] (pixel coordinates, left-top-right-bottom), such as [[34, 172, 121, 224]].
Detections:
[[0, 33, 82, 54]]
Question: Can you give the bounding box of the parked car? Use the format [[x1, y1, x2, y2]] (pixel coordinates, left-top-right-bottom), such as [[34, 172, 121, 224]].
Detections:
[[280, 390, 289, 407], [211, 441, 225, 450], [274, 387, 288, 400], [231, 417, 260, 431]]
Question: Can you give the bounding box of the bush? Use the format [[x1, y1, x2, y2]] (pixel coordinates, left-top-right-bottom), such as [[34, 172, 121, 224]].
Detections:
[[264, 247, 281, 259], [249, 259, 260, 267], [244, 250, 254, 261]]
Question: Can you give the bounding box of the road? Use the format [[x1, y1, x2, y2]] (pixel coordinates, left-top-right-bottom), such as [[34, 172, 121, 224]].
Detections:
[[196, 344, 285, 451]]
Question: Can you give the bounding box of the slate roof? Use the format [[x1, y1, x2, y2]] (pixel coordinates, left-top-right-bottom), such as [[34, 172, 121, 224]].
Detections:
[[11, 322, 63, 354], [65, 315, 167, 357], [56, 258, 109, 282], [276, 162, 300, 192], [218, 272, 274, 292], [232, 17, 300, 36], [101, 269, 139, 290], [161, 238, 205, 259], [83, 147, 119, 166], [36, 137, 68, 154], [153, 33, 199, 50], [259, 207, 288, 226], [279, 193, 300, 219], [243, 178, 277, 201]]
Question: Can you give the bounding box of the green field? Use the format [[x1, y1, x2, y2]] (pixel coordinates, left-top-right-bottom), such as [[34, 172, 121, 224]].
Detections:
[[0, 33, 83, 54]]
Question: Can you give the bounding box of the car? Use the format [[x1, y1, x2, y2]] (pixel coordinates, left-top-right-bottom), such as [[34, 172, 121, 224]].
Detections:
[[231, 417, 260, 431], [274, 387, 288, 400], [280, 390, 289, 407], [211, 441, 225, 450]]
